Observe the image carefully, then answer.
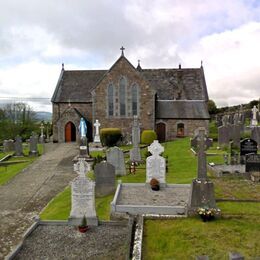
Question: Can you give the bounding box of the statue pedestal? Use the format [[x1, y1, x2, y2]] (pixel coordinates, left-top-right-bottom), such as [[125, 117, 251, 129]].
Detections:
[[187, 178, 217, 216]]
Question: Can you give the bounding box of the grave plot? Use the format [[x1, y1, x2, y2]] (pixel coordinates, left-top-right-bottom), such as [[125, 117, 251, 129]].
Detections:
[[111, 140, 191, 217]]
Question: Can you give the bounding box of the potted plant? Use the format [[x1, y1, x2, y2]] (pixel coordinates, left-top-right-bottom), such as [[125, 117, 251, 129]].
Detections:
[[197, 207, 221, 222], [150, 178, 160, 191], [78, 215, 88, 233]]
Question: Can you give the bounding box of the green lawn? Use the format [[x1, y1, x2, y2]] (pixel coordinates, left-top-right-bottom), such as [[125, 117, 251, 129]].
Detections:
[[40, 138, 260, 258], [0, 144, 43, 185]]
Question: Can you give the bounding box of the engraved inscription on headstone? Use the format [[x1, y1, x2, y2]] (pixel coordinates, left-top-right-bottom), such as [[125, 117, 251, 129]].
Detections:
[[245, 154, 260, 172], [240, 138, 257, 156]]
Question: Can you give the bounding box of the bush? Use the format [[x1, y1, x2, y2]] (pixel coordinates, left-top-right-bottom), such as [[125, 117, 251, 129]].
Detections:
[[100, 128, 122, 147], [141, 130, 157, 144]]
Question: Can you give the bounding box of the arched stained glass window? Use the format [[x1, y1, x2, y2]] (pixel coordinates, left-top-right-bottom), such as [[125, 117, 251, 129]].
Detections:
[[132, 84, 138, 116], [119, 77, 126, 116], [108, 84, 114, 116]]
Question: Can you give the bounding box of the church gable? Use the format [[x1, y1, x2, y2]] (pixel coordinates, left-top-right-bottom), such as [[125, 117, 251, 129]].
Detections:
[[92, 53, 155, 134]]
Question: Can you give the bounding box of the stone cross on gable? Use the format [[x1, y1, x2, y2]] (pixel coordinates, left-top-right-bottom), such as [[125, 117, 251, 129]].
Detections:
[[120, 46, 125, 56], [73, 158, 90, 178], [148, 140, 164, 157], [191, 128, 212, 179]]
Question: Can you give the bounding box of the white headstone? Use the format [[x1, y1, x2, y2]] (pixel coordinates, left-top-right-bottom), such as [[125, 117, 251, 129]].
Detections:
[[146, 140, 166, 185], [251, 105, 259, 126], [94, 119, 101, 143], [69, 159, 98, 226]]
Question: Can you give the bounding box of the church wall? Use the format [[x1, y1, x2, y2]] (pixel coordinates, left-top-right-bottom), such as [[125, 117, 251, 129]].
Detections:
[[52, 102, 93, 143], [93, 58, 155, 138], [156, 119, 209, 140]]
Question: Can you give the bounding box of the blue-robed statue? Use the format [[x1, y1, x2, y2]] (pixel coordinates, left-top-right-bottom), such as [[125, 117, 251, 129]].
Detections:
[[79, 118, 87, 139]]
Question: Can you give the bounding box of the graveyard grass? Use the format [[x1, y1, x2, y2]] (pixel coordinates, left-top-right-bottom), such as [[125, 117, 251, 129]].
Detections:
[[0, 144, 43, 185], [40, 138, 260, 258]]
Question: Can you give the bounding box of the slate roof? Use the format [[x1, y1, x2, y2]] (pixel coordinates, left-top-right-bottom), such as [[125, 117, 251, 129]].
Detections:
[[141, 68, 208, 101], [51, 56, 209, 109], [51, 69, 106, 103], [156, 100, 210, 119]]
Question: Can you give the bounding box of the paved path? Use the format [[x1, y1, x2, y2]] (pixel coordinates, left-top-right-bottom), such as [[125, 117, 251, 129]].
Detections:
[[0, 143, 78, 259]]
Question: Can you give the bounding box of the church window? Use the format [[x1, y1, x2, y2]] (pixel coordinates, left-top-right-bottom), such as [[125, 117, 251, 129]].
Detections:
[[132, 84, 138, 116], [119, 77, 126, 116], [108, 84, 114, 116]]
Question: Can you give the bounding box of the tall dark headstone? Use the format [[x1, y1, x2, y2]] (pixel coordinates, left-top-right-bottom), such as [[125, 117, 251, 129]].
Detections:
[[29, 132, 39, 156], [14, 136, 24, 156], [240, 138, 257, 164], [251, 127, 260, 150], [94, 161, 115, 197], [188, 128, 217, 215], [130, 116, 141, 162], [218, 115, 230, 147]]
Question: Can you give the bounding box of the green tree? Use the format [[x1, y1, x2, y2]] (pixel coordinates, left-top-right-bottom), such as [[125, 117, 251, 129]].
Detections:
[[207, 99, 218, 115]]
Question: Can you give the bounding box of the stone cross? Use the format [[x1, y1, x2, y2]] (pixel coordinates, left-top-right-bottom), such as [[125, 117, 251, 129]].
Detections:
[[191, 128, 212, 179], [73, 158, 91, 178], [40, 123, 44, 138], [148, 140, 164, 157], [146, 140, 166, 185], [120, 46, 125, 56], [94, 119, 101, 143], [251, 105, 259, 126]]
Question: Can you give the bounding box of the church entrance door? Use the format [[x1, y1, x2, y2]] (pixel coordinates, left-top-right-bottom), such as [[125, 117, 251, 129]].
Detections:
[[65, 122, 76, 142], [156, 122, 166, 142], [177, 123, 184, 137]]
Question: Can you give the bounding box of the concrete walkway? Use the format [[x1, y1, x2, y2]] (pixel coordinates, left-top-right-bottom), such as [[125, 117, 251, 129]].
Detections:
[[0, 143, 78, 259]]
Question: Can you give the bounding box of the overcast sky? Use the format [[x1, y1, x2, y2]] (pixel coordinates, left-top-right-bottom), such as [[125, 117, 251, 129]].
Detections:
[[0, 0, 259, 112]]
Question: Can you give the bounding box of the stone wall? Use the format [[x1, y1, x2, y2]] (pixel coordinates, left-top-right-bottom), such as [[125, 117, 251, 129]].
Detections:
[[156, 119, 209, 140], [52, 103, 92, 142], [92, 57, 155, 138]]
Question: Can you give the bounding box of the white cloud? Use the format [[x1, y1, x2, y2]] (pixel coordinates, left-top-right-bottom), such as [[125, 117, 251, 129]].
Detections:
[[0, 0, 260, 111]]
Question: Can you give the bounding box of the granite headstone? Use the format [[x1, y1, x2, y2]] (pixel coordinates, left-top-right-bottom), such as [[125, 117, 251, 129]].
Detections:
[[106, 146, 126, 176], [14, 136, 23, 156], [94, 161, 115, 197]]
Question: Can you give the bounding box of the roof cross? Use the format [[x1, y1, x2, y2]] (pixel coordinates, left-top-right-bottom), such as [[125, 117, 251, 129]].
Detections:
[[120, 46, 125, 56]]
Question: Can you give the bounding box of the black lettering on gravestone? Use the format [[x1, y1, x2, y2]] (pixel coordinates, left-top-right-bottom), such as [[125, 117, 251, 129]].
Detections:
[[14, 136, 24, 156], [94, 161, 116, 197], [245, 154, 260, 172], [240, 138, 257, 156]]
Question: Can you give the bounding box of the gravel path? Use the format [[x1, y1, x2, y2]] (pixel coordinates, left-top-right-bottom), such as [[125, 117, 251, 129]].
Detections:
[[14, 224, 129, 260], [0, 143, 78, 259]]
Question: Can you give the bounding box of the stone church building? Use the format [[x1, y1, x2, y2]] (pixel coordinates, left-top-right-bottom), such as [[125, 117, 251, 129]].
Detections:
[[51, 49, 210, 143]]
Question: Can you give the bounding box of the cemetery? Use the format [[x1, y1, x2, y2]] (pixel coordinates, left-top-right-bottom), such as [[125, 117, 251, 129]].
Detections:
[[0, 110, 258, 259]]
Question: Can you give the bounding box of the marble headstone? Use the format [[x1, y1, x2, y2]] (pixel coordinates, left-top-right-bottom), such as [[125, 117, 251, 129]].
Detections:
[[106, 146, 126, 176], [251, 105, 258, 126], [94, 161, 115, 197], [146, 140, 166, 186], [69, 159, 98, 226], [29, 133, 38, 156], [14, 136, 23, 156], [94, 119, 101, 143]]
